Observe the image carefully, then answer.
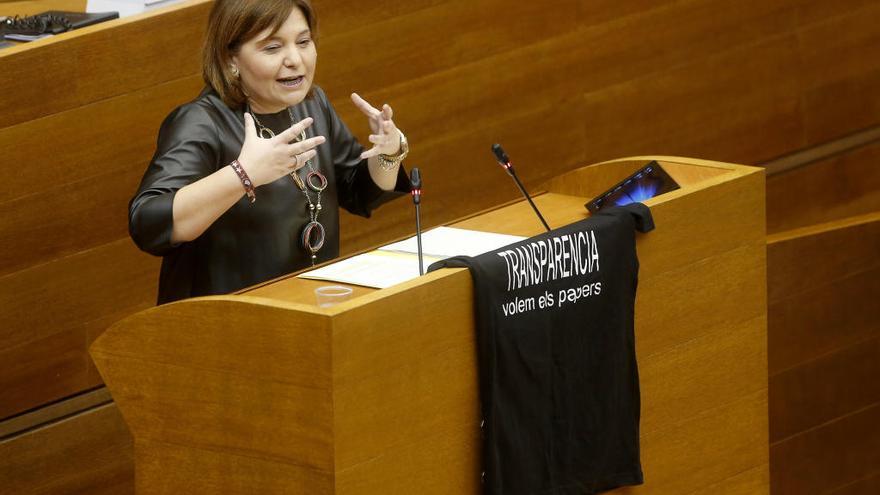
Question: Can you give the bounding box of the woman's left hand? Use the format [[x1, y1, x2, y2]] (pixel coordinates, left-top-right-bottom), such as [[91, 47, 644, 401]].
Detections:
[[351, 93, 403, 159]]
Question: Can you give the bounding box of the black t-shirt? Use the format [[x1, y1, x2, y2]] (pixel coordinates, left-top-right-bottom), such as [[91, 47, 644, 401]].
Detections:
[[429, 203, 654, 495]]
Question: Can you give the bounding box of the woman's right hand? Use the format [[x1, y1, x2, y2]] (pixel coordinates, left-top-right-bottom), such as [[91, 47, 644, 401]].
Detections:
[[238, 113, 326, 187]]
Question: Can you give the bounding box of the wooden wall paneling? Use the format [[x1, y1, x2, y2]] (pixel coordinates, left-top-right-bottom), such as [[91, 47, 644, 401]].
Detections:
[[769, 336, 880, 443], [0, 238, 157, 364], [766, 213, 880, 373], [0, 238, 158, 418], [333, 31, 584, 158], [801, 67, 880, 146], [0, 165, 145, 275], [792, 0, 880, 26], [556, 0, 801, 94], [580, 35, 804, 164], [0, 0, 85, 15], [321, 0, 805, 120], [0, 75, 203, 205], [827, 472, 880, 495], [770, 403, 880, 495], [313, 0, 449, 36], [0, 387, 109, 438], [0, 327, 89, 419], [0, 403, 133, 495], [766, 187, 879, 494], [766, 211, 880, 303], [797, 1, 880, 89], [796, 1, 880, 143], [769, 264, 880, 377], [0, 76, 204, 275], [766, 141, 880, 234], [317, 0, 583, 98], [0, 0, 210, 128], [327, 0, 804, 167]]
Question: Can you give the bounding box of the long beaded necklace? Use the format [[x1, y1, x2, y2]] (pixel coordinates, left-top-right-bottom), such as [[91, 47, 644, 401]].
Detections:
[[249, 107, 329, 265]]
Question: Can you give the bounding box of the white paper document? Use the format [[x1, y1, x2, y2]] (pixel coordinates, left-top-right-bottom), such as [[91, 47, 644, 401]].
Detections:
[[297, 227, 525, 289], [297, 251, 434, 289], [379, 226, 525, 258], [87, 0, 182, 17]]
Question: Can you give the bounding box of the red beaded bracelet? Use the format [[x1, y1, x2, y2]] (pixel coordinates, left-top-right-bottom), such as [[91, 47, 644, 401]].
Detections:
[[230, 159, 255, 203]]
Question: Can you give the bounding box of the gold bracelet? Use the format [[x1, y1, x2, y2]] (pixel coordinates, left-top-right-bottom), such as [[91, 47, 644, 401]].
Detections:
[[378, 131, 409, 171]]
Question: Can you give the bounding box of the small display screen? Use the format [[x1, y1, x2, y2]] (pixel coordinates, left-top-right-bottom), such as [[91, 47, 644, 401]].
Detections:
[[585, 161, 680, 213]]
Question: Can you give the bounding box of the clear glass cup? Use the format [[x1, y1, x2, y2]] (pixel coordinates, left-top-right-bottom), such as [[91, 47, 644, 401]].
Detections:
[[314, 285, 353, 307]]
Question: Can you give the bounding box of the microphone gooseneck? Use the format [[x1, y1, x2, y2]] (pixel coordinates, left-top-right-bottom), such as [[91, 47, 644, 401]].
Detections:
[[490, 144, 551, 232], [410, 168, 425, 276]]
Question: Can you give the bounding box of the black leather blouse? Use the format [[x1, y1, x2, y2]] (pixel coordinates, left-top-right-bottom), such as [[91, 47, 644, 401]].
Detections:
[[129, 86, 408, 304]]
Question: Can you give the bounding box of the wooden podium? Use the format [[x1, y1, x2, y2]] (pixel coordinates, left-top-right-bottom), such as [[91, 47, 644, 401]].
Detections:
[[91, 156, 768, 494]]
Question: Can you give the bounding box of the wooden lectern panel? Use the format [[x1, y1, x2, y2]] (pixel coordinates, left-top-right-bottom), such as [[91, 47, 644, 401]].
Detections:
[[91, 156, 767, 494]]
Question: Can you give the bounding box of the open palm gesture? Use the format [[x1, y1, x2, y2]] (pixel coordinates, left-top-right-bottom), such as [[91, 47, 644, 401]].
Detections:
[[351, 92, 403, 159]]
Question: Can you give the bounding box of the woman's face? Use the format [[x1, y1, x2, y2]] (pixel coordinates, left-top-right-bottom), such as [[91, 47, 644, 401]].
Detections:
[[232, 8, 316, 114]]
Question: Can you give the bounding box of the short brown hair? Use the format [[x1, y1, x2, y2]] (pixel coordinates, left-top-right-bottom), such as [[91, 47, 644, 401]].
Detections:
[[202, 0, 317, 110]]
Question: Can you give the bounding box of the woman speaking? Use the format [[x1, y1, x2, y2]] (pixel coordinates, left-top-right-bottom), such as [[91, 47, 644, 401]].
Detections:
[[130, 0, 409, 304]]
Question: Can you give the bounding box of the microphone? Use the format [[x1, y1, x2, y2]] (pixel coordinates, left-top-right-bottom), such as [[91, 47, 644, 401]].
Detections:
[[491, 144, 551, 231], [410, 168, 424, 275]]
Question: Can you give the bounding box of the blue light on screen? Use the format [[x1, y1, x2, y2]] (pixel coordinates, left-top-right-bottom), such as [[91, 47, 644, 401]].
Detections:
[[613, 181, 661, 206]]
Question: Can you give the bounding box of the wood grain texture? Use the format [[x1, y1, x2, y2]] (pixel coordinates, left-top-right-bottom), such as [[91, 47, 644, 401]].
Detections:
[[766, 170, 880, 495], [797, 1, 880, 143], [0, 403, 133, 495], [0, 0, 85, 16], [767, 211, 880, 304], [134, 438, 333, 494], [91, 157, 768, 493], [770, 404, 880, 495], [0, 0, 210, 128], [685, 464, 771, 495], [0, 327, 89, 418], [0, 238, 157, 418], [619, 390, 768, 494], [90, 298, 338, 494], [766, 213, 880, 374], [0, 387, 109, 438], [766, 142, 880, 234], [770, 336, 880, 442], [827, 472, 880, 495]]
